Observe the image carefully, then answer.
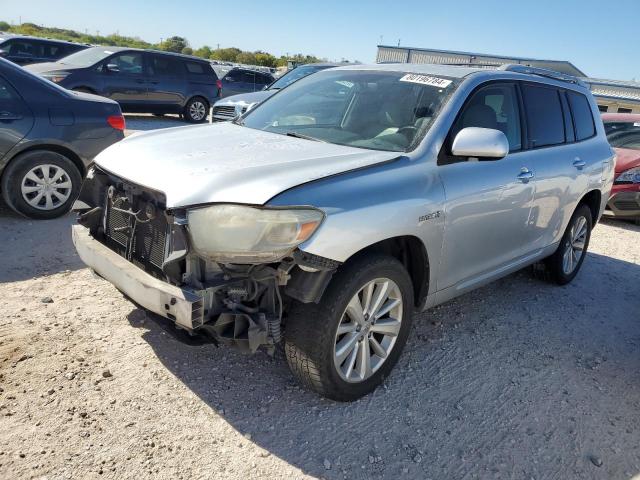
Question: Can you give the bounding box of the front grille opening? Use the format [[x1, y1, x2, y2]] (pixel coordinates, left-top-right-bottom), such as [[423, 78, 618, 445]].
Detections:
[[101, 185, 169, 279]]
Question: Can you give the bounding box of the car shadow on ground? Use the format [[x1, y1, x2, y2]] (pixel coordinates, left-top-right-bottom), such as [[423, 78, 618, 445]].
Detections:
[[0, 200, 83, 282], [127, 251, 640, 479]]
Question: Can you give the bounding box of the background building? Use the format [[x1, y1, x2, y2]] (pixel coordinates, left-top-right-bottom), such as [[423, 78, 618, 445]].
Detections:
[[377, 45, 640, 114]]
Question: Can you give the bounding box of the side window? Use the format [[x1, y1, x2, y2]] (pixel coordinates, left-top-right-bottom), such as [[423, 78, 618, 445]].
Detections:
[[43, 43, 62, 59], [185, 62, 205, 74], [0, 77, 17, 100], [150, 55, 182, 76], [521, 84, 565, 148], [224, 71, 239, 82], [243, 72, 256, 84], [258, 74, 272, 85], [6, 40, 39, 58], [566, 91, 595, 141], [108, 52, 143, 75], [452, 83, 522, 152]]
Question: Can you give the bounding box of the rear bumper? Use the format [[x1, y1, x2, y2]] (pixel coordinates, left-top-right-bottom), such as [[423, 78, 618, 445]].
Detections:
[[605, 190, 640, 218], [72, 225, 204, 330]]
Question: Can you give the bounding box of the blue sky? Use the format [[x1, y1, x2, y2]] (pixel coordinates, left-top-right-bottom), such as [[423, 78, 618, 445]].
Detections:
[[2, 0, 638, 80]]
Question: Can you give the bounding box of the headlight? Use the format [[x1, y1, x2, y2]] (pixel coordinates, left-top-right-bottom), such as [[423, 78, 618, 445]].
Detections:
[[43, 73, 69, 83], [615, 167, 640, 184], [187, 204, 324, 263]]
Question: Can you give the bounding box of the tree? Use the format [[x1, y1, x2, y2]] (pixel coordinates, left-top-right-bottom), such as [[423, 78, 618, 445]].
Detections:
[[210, 47, 242, 63], [181, 47, 193, 55], [0, 21, 10, 31], [159, 36, 189, 53], [193, 46, 212, 59], [236, 52, 257, 65], [255, 52, 277, 68]]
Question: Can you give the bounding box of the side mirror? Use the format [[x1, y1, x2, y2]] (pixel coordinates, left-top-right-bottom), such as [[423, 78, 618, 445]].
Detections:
[[451, 127, 509, 159], [105, 63, 119, 73], [0, 49, 6, 57]]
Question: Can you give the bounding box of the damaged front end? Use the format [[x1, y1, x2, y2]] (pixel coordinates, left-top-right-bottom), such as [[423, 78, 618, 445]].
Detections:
[[73, 165, 339, 354]]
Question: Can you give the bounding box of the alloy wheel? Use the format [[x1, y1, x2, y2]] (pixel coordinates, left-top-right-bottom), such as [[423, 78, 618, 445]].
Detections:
[[20, 164, 72, 211], [189, 101, 207, 121], [562, 215, 588, 274], [333, 278, 403, 383]]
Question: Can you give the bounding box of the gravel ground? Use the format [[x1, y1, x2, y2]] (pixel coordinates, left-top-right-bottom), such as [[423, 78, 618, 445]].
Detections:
[[1, 197, 639, 480]]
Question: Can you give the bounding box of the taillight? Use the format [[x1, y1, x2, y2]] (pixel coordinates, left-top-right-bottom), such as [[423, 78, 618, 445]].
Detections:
[[107, 114, 125, 131], [216, 79, 222, 91]]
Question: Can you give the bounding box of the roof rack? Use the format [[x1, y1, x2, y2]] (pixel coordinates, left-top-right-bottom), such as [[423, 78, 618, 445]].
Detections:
[[499, 64, 587, 87]]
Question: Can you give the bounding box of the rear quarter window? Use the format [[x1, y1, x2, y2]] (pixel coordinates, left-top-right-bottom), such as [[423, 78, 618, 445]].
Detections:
[[522, 84, 565, 148], [185, 62, 207, 74], [566, 91, 596, 141]]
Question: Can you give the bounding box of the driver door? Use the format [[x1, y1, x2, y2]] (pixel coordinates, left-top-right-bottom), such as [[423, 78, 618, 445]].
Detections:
[[437, 82, 536, 290], [99, 51, 148, 109]]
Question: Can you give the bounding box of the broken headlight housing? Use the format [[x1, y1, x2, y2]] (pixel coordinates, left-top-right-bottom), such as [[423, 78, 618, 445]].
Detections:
[[186, 204, 324, 264]]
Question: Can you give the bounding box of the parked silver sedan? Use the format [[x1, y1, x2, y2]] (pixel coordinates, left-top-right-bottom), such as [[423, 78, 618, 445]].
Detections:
[[72, 63, 615, 401]]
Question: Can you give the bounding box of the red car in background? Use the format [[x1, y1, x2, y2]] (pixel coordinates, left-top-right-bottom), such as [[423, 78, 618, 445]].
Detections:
[[602, 113, 640, 224]]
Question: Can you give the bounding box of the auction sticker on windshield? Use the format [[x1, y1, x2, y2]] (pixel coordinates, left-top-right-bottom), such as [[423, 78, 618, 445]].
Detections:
[[400, 74, 452, 88]]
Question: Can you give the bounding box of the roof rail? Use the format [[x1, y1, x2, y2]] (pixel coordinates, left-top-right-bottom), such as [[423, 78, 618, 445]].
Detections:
[[499, 64, 587, 87]]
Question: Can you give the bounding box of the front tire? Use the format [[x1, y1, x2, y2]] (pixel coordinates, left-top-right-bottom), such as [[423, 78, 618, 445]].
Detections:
[[284, 254, 414, 401], [183, 97, 209, 123], [541, 204, 593, 285], [1, 151, 82, 219]]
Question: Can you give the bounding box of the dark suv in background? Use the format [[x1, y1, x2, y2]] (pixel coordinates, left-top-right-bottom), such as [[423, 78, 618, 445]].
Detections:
[[26, 46, 221, 122], [0, 58, 124, 219], [0, 34, 87, 65], [220, 67, 274, 98]]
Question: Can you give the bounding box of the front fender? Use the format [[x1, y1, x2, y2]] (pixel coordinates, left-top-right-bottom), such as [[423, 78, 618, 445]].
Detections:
[[268, 157, 445, 294]]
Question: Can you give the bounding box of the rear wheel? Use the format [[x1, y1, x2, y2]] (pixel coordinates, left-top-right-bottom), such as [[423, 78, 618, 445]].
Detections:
[[1, 151, 82, 219], [538, 204, 592, 285], [183, 97, 209, 123], [284, 254, 414, 401]]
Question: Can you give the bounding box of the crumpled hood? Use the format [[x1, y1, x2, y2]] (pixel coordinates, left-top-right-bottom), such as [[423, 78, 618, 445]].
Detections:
[[94, 122, 399, 208]]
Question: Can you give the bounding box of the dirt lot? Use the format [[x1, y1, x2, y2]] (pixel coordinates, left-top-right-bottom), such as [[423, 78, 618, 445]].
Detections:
[[1, 173, 640, 479]]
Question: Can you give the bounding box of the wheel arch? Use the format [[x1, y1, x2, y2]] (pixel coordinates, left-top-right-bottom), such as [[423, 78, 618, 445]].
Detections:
[[578, 189, 602, 225], [2, 144, 86, 184], [344, 235, 430, 308]]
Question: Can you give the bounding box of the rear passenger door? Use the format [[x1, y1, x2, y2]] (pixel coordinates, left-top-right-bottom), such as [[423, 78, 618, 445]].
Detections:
[[146, 53, 186, 111], [0, 76, 34, 159], [520, 83, 591, 252]]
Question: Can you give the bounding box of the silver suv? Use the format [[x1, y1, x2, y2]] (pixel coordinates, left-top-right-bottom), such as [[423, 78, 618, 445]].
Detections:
[[72, 64, 615, 401]]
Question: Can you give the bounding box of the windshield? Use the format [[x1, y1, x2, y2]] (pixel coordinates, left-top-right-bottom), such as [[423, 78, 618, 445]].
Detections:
[[58, 47, 119, 67], [605, 121, 640, 151], [269, 65, 328, 90], [242, 70, 458, 152]]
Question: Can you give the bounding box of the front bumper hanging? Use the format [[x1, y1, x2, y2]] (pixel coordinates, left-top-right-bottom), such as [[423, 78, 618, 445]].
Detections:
[[72, 225, 205, 330]]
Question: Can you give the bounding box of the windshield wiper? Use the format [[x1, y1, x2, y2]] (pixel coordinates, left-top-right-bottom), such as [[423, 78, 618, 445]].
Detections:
[[285, 131, 326, 142]]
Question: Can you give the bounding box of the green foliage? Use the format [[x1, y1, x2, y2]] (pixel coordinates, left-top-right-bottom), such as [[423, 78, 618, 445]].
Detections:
[[158, 36, 188, 53], [0, 21, 154, 49], [209, 47, 242, 62], [0, 20, 326, 66]]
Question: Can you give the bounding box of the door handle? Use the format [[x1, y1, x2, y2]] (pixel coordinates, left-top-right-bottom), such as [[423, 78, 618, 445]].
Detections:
[[135, 79, 146, 84], [517, 168, 535, 183], [572, 158, 586, 169], [0, 111, 22, 121]]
